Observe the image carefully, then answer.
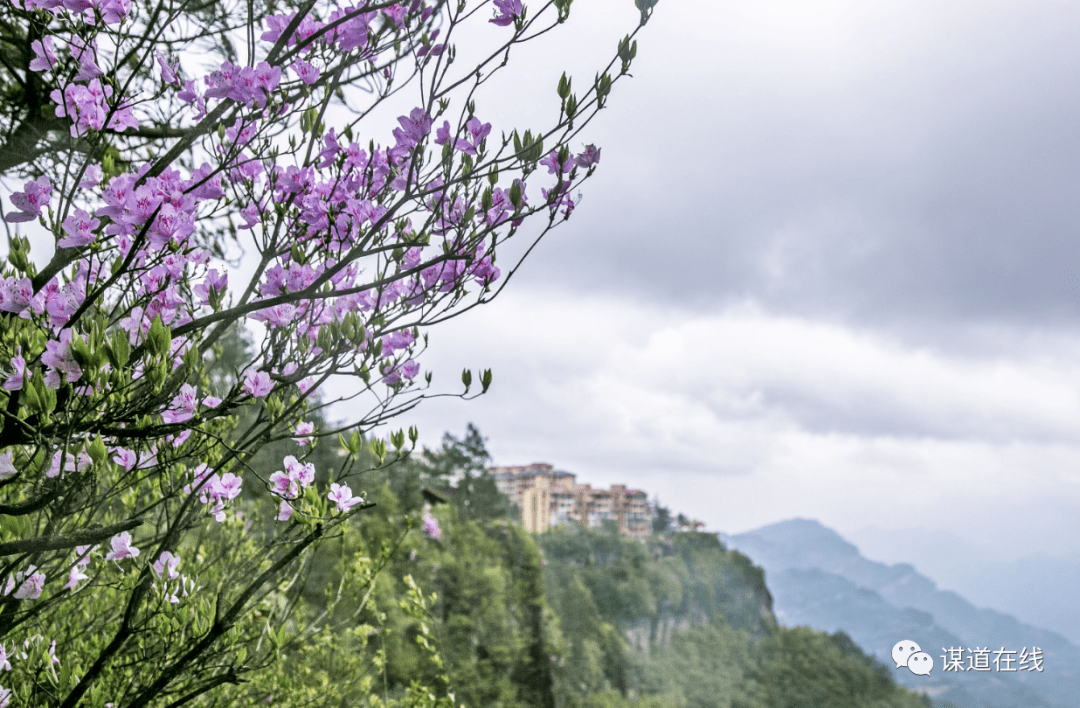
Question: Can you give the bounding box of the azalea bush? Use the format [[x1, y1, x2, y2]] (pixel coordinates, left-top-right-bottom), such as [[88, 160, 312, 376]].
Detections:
[[0, 0, 653, 704]]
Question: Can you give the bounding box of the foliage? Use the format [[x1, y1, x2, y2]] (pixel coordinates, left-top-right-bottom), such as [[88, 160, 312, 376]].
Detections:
[[226, 429, 931, 708], [735, 627, 933, 708]]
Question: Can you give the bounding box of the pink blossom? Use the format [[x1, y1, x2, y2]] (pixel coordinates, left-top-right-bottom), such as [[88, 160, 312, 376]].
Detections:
[[162, 383, 198, 424], [194, 268, 228, 306], [328, 482, 363, 513], [5, 176, 51, 223], [243, 370, 273, 397], [155, 51, 180, 86], [104, 532, 140, 561], [112, 448, 138, 470], [58, 208, 100, 248], [205, 60, 280, 108], [1, 354, 24, 392], [41, 330, 83, 388], [78, 164, 103, 189], [74, 545, 96, 565], [64, 566, 89, 591], [47, 449, 91, 479], [269, 470, 297, 499], [383, 4, 407, 27], [152, 551, 181, 580], [0, 277, 32, 314], [575, 144, 601, 169], [290, 59, 320, 85], [540, 149, 573, 176], [7, 566, 46, 600], [269, 455, 315, 499], [276, 501, 293, 522], [29, 37, 58, 72], [292, 421, 315, 446], [97, 0, 131, 24], [490, 0, 523, 26], [392, 108, 433, 149], [450, 116, 492, 155]]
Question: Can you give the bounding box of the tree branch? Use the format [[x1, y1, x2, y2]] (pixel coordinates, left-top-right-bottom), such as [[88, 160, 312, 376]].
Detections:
[[0, 518, 142, 556]]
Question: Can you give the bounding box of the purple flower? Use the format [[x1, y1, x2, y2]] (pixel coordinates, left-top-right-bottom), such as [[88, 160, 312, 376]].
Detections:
[[75, 545, 96, 566], [540, 149, 573, 176], [161, 384, 198, 424], [0, 277, 32, 315], [292, 421, 315, 446], [41, 330, 82, 389], [112, 448, 138, 471], [276, 501, 293, 522], [489, 0, 523, 26], [104, 531, 140, 561], [575, 144, 601, 169], [5, 176, 51, 223], [152, 551, 181, 580], [393, 108, 433, 149], [1, 353, 25, 392], [243, 370, 273, 397], [64, 566, 89, 591], [155, 51, 180, 86], [422, 512, 442, 540], [290, 59, 320, 86], [46, 449, 91, 479], [98, 0, 131, 25], [328, 482, 364, 513], [58, 208, 100, 248], [463, 116, 492, 153], [78, 164, 103, 189], [193, 268, 228, 306], [269, 455, 315, 499], [7, 566, 45, 600], [29, 37, 58, 72]]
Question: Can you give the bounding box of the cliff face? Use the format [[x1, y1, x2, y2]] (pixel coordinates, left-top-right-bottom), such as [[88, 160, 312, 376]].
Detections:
[[539, 528, 776, 697], [539, 526, 931, 708], [621, 543, 775, 660]]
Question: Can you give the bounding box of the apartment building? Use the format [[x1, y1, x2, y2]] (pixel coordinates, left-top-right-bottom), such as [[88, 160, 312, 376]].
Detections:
[[490, 464, 652, 537]]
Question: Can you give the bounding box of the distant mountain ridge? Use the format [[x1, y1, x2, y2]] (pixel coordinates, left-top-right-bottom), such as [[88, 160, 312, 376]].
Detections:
[[720, 519, 1079, 708]]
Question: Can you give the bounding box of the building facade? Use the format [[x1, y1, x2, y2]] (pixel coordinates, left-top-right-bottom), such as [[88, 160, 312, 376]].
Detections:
[[490, 464, 652, 537]]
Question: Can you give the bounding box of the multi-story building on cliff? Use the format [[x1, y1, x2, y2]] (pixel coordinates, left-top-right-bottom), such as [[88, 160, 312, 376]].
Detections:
[[490, 463, 652, 537]]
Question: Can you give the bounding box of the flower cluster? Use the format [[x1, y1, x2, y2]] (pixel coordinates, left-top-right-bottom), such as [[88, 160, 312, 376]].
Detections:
[[151, 552, 198, 603], [269, 455, 316, 501], [0, 0, 636, 699], [185, 466, 244, 522]]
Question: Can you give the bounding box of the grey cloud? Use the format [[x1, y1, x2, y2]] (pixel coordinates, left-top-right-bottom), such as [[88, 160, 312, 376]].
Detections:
[[512, 1, 1080, 338]]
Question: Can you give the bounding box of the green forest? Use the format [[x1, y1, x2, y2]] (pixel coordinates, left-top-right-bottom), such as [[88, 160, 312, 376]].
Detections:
[[223, 425, 933, 708]]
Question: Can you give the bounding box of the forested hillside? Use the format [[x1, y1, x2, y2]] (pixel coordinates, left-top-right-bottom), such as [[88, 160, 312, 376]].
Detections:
[[228, 427, 933, 708]]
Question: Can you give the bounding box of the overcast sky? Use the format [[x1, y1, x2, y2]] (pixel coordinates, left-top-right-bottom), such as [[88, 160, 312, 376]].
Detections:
[[374, 0, 1080, 577]]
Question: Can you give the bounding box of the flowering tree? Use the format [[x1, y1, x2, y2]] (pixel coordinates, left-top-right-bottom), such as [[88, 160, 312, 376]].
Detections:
[[0, 0, 654, 704]]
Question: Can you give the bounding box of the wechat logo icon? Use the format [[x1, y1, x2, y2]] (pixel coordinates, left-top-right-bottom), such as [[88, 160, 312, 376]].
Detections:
[[892, 640, 934, 676]]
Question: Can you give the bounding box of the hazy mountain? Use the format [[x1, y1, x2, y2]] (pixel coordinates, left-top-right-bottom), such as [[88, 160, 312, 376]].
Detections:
[[721, 519, 1079, 708], [850, 526, 1080, 647]]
